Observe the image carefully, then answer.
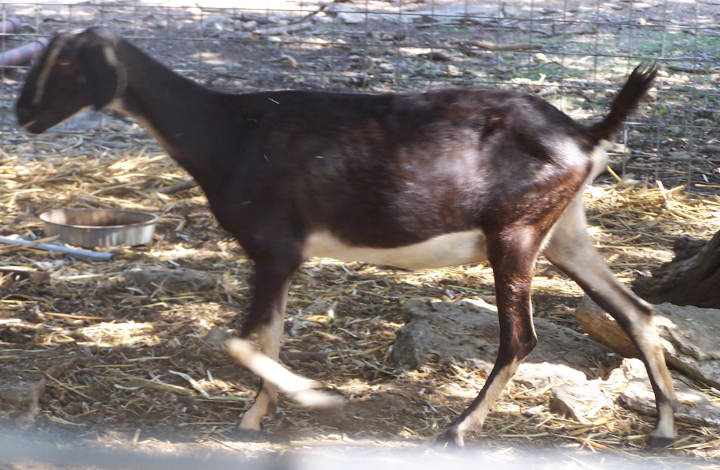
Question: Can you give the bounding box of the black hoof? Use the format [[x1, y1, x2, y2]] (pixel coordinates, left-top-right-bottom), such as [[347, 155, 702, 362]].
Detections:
[[435, 429, 464, 449], [235, 425, 266, 442], [648, 435, 675, 449]]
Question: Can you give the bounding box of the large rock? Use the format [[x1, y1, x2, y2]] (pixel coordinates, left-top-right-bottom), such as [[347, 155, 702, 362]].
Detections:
[[575, 297, 720, 389], [611, 358, 720, 428], [520, 358, 720, 428], [392, 298, 612, 376], [391, 298, 720, 428], [549, 381, 612, 424]]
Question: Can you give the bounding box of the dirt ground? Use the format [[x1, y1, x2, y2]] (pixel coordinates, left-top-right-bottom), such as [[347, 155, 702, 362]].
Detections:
[[1, 1, 720, 468], [4, 152, 719, 469]]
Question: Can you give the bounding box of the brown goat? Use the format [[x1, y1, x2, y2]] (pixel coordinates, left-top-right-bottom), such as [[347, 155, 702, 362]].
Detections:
[[16, 28, 676, 447]]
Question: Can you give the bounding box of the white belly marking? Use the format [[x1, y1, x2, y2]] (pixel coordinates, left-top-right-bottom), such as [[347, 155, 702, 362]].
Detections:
[[303, 230, 488, 270]]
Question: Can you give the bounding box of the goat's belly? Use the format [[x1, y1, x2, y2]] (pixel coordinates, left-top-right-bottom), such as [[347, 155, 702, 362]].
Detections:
[[303, 230, 488, 270]]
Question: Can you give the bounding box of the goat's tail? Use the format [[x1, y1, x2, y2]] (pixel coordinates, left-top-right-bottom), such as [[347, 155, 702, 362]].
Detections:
[[587, 63, 657, 144]]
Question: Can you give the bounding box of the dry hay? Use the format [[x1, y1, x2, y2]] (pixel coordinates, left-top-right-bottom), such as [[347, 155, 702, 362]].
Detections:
[[1, 142, 719, 464]]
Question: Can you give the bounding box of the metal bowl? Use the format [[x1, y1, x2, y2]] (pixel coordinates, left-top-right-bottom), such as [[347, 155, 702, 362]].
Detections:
[[39, 208, 158, 248]]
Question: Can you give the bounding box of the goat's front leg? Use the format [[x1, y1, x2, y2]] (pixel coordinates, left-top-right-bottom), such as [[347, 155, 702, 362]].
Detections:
[[230, 256, 342, 432], [437, 228, 540, 447], [237, 260, 296, 432], [543, 196, 677, 446]]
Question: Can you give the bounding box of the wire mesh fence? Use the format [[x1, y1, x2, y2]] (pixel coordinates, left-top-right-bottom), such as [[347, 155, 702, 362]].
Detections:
[[1, 3, 720, 466], [1, 1, 719, 192]]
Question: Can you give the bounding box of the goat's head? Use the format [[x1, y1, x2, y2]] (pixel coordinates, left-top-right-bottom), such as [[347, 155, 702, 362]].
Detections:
[[16, 27, 126, 133]]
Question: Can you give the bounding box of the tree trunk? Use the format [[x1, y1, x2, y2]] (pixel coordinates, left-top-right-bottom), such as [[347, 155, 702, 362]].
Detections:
[[633, 229, 720, 308]]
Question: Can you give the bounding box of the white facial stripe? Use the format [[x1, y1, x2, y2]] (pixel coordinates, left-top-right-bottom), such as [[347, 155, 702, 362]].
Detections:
[[32, 36, 69, 105]]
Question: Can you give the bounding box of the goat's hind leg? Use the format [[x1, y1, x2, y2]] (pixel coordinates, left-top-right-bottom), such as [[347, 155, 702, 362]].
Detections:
[[543, 197, 677, 447], [437, 228, 541, 447]]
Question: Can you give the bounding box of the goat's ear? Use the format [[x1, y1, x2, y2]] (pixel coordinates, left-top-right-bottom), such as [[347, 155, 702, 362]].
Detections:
[[79, 42, 125, 109]]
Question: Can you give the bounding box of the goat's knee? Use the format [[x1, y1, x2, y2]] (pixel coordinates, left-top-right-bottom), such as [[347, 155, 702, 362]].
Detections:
[[497, 324, 537, 365]]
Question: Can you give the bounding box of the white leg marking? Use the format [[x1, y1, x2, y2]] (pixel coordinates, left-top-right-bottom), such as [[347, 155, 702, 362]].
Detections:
[[652, 401, 676, 440], [239, 388, 272, 431], [456, 359, 519, 436], [632, 317, 676, 440], [226, 338, 342, 409], [238, 315, 283, 431]]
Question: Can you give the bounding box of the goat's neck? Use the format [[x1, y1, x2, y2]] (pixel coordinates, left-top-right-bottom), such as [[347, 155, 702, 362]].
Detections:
[[109, 40, 232, 188]]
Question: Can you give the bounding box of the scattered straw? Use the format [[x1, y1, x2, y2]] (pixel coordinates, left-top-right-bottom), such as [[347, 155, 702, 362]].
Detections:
[[0, 148, 719, 460]]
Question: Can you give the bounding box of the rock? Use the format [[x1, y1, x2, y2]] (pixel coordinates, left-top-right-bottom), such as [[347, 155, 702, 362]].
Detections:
[[446, 64, 461, 76], [125, 268, 216, 293], [393, 298, 684, 425], [392, 298, 612, 376], [529, 358, 720, 427], [701, 144, 720, 154], [693, 118, 713, 127], [0, 377, 45, 427], [241, 20, 258, 31], [405, 3, 500, 20], [280, 54, 298, 69], [337, 12, 365, 24], [348, 54, 374, 72], [575, 297, 720, 389], [514, 362, 587, 389], [668, 151, 691, 160], [202, 14, 235, 32], [612, 358, 720, 428], [419, 51, 454, 62], [549, 381, 612, 423], [392, 298, 720, 428], [514, 363, 615, 424], [300, 300, 337, 316]]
